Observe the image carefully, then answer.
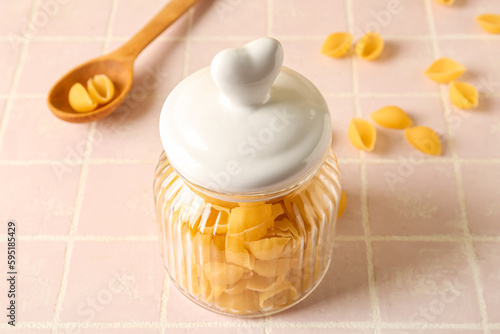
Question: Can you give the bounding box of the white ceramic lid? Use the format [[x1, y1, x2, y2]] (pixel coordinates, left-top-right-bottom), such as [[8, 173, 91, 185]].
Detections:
[[159, 38, 332, 195]]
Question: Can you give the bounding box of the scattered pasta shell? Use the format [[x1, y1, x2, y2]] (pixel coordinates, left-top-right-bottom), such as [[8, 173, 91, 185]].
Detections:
[[435, 0, 455, 6], [87, 74, 115, 104], [424, 58, 466, 83], [369, 106, 413, 129], [449, 81, 479, 109], [321, 32, 353, 58], [476, 14, 500, 34], [404, 126, 442, 156], [348, 118, 377, 151], [68, 83, 97, 112], [355, 32, 384, 61], [337, 190, 347, 219]]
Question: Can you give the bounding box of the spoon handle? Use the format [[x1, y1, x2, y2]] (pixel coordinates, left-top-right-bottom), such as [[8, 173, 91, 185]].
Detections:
[[110, 0, 199, 62]]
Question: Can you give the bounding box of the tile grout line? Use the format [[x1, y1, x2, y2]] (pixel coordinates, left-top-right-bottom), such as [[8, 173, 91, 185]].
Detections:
[[158, 273, 170, 334], [0, 0, 41, 154], [345, 0, 381, 332], [182, 8, 194, 78], [50, 1, 119, 332], [3, 234, 500, 243], [0, 320, 496, 330], [1, 34, 499, 43], [424, 1, 490, 333]]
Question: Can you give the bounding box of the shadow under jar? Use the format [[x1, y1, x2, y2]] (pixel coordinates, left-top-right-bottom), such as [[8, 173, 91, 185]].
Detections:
[[153, 38, 342, 317]]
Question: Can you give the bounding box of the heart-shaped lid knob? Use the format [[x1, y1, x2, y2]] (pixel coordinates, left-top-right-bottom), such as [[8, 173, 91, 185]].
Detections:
[[159, 38, 332, 197], [211, 38, 284, 105]]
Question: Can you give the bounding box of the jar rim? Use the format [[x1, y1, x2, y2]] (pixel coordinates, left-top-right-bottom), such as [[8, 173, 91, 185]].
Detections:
[[165, 145, 335, 204]]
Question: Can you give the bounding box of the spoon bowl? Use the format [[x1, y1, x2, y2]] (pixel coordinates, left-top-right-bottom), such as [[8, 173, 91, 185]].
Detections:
[[48, 57, 133, 123], [47, 0, 199, 123]]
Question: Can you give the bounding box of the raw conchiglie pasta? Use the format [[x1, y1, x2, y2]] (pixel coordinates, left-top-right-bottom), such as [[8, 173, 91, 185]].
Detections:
[[321, 32, 353, 58], [87, 74, 115, 104], [228, 203, 273, 235], [449, 81, 479, 109], [404, 126, 442, 156], [348, 118, 377, 151], [355, 32, 384, 61], [370, 106, 413, 129], [225, 234, 253, 269], [424, 58, 466, 83], [203, 262, 244, 286], [244, 237, 291, 261], [337, 190, 347, 219], [476, 14, 500, 34], [68, 83, 97, 112], [435, 0, 455, 6]]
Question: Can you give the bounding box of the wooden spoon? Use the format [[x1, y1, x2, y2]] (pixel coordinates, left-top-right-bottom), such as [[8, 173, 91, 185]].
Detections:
[[48, 0, 199, 123]]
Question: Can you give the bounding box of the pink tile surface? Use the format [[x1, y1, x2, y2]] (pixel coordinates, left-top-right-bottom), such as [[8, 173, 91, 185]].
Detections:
[[461, 164, 500, 235], [1, 0, 499, 332], [271, 0, 347, 36], [358, 96, 450, 159], [71, 330, 158, 334], [328, 97, 359, 160], [17, 41, 103, 94], [107, 39, 186, 97], [78, 164, 157, 236], [272, 241, 371, 322], [163, 329, 265, 334], [382, 331, 482, 334], [112, 0, 188, 38], [0, 98, 89, 160], [90, 97, 164, 160], [374, 241, 482, 323], [367, 163, 463, 236], [357, 40, 437, 94], [273, 330, 372, 334], [337, 162, 364, 236], [190, 0, 267, 38], [450, 97, 500, 159], [0, 164, 80, 235], [352, 0, 429, 37], [281, 39, 353, 95], [31, 0, 112, 37], [432, 0, 500, 36], [0, 241, 67, 321], [0, 1, 35, 37], [60, 241, 164, 322], [0, 41, 21, 94], [475, 242, 500, 323]]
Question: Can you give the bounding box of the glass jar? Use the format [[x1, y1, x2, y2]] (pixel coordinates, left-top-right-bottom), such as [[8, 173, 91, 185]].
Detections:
[[153, 148, 341, 317]]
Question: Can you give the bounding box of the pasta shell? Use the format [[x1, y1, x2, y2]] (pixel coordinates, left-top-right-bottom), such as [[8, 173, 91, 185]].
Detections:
[[244, 237, 291, 261], [476, 14, 500, 34], [87, 74, 115, 104], [68, 83, 97, 112], [369, 106, 413, 129], [435, 0, 455, 6], [321, 32, 353, 58], [449, 81, 478, 109], [337, 190, 347, 219], [424, 58, 466, 83], [355, 32, 384, 61], [348, 118, 377, 151], [404, 126, 442, 156]]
